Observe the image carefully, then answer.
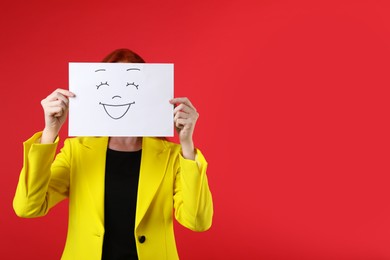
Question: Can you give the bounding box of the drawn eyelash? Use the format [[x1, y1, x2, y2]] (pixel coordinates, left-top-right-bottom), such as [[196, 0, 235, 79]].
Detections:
[[96, 81, 109, 89], [126, 82, 139, 90]]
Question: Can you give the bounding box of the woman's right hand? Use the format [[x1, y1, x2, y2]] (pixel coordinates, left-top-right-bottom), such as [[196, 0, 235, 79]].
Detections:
[[40, 89, 75, 143]]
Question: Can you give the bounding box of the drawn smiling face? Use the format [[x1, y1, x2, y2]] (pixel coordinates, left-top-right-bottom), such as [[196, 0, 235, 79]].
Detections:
[[95, 68, 141, 120]]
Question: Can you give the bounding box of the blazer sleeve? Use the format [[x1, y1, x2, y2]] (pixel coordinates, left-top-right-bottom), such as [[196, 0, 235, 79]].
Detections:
[[173, 148, 213, 232], [13, 132, 70, 218]]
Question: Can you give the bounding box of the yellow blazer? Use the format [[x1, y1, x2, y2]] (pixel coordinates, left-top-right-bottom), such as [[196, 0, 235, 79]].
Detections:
[[13, 132, 213, 260]]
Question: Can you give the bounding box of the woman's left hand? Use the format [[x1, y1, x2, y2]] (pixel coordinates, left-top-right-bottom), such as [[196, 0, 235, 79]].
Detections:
[[170, 97, 199, 160]]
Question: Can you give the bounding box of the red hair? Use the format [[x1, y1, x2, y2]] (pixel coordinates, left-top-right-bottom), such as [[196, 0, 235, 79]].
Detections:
[[102, 48, 145, 63]]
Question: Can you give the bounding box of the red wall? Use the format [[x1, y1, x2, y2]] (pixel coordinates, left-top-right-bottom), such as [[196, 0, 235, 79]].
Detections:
[[2, 0, 390, 259]]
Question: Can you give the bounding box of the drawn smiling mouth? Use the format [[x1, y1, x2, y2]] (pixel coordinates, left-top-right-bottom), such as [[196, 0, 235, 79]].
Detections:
[[99, 102, 135, 120]]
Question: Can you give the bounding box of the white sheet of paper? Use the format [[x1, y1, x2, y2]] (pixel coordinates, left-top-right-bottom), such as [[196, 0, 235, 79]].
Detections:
[[69, 63, 174, 136]]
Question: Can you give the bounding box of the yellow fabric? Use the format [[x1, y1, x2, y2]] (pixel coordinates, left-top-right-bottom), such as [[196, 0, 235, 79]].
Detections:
[[13, 132, 213, 260]]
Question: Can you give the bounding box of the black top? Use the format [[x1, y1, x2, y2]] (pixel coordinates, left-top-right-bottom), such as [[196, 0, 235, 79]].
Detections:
[[101, 148, 142, 260]]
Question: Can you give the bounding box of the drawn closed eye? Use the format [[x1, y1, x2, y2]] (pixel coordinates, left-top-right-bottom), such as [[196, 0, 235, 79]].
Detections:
[[96, 81, 109, 89], [126, 82, 139, 90]]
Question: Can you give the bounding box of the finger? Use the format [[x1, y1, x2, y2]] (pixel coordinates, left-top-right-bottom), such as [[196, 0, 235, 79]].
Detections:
[[175, 110, 199, 126], [175, 118, 187, 129], [174, 111, 190, 122], [47, 100, 67, 111], [45, 98, 68, 113], [54, 88, 76, 98], [170, 97, 196, 111], [174, 104, 193, 115], [44, 99, 69, 113], [176, 118, 196, 132], [43, 94, 70, 108], [46, 89, 75, 102], [46, 106, 65, 117], [54, 93, 70, 105], [174, 103, 199, 117], [52, 91, 74, 105]]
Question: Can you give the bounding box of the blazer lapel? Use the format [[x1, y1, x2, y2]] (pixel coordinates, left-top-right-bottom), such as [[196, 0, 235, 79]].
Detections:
[[78, 137, 109, 227], [135, 137, 171, 228]]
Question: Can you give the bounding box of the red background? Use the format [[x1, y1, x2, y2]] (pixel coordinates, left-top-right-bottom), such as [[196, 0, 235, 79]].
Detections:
[[1, 0, 390, 259]]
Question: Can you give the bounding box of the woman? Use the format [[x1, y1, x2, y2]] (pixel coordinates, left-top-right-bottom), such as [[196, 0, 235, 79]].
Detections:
[[13, 49, 213, 259]]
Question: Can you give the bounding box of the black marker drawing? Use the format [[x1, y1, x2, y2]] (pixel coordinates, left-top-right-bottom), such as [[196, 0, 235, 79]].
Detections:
[[96, 68, 141, 120], [96, 81, 109, 89], [126, 82, 139, 89], [99, 101, 136, 120]]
